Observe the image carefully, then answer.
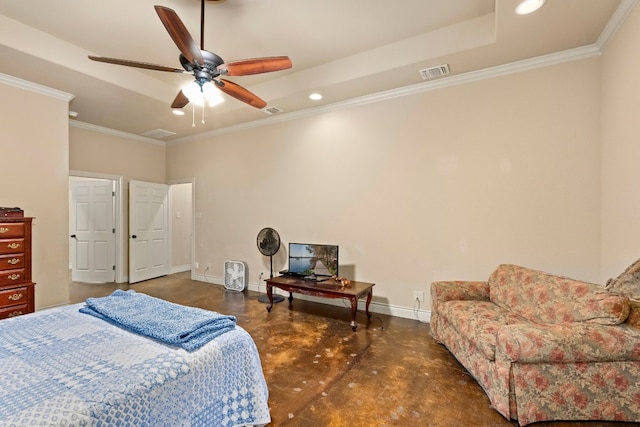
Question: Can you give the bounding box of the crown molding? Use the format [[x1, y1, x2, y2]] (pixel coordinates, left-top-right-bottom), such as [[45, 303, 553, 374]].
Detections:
[[596, 0, 639, 50], [74, 43, 605, 147], [169, 43, 603, 145], [69, 120, 163, 145], [0, 72, 74, 102]]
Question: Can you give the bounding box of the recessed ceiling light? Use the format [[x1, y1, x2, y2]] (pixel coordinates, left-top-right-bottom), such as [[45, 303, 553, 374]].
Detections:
[[309, 93, 323, 101], [515, 0, 545, 15], [172, 109, 185, 116]]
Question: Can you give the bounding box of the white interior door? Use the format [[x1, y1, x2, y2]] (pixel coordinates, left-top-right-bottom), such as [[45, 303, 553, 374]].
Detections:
[[129, 180, 169, 283], [71, 180, 116, 283]]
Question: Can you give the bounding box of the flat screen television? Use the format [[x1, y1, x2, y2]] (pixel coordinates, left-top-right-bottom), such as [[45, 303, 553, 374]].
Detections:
[[288, 243, 339, 277]]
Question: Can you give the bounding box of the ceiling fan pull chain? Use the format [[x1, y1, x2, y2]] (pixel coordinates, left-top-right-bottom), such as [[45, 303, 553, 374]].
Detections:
[[191, 104, 195, 127], [201, 103, 205, 124]]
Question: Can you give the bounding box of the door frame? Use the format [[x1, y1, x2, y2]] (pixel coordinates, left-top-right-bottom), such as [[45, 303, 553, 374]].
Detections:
[[168, 177, 196, 280], [70, 170, 125, 283]]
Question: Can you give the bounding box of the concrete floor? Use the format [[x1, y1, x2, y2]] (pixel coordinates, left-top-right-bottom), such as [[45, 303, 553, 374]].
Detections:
[[70, 272, 637, 427]]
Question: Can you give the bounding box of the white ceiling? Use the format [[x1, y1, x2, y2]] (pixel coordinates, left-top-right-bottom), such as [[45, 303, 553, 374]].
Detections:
[[0, 0, 630, 142]]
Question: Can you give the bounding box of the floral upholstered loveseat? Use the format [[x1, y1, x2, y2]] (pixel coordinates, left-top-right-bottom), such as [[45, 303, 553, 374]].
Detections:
[[430, 263, 640, 426]]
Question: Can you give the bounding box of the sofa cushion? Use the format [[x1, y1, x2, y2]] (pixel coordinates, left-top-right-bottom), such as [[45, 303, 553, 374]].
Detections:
[[606, 258, 640, 299], [438, 300, 527, 360], [606, 258, 640, 328], [489, 264, 629, 325], [496, 322, 640, 363]]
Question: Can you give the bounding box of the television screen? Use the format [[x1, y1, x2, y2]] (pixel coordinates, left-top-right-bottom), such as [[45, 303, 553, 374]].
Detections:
[[288, 243, 339, 277]]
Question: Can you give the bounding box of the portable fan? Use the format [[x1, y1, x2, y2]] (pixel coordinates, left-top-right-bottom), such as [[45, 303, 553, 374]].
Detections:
[[256, 227, 284, 303], [223, 260, 247, 291]]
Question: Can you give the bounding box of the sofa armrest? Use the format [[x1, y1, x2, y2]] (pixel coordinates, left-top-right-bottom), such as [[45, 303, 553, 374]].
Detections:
[[496, 322, 640, 363], [429, 281, 490, 342], [430, 281, 490, 311]]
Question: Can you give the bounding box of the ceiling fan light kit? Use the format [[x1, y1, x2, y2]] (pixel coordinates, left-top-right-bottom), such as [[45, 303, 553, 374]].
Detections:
[[88, 1, 291, 115], [182, 80, 224, 106]]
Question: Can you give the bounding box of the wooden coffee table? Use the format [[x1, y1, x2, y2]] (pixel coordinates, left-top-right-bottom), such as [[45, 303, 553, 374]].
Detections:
[[265, 276, 375, 331]]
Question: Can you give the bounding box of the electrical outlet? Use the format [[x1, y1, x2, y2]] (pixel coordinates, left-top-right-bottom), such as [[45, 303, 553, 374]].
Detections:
[[195, 262, 199, 269], [413, 290, 424, 302]]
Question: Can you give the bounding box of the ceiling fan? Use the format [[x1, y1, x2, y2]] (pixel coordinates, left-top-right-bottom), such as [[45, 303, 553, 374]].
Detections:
[[88, 0, 292, 110]]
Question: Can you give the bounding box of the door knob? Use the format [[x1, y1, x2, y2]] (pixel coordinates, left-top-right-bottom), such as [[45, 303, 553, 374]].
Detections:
[[131, 235, 137, 239], [70, 234, 77, 238]]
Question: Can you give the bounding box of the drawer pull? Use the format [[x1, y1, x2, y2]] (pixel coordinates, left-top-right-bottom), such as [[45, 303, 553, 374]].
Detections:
[[7, 258, 20, 265], [7, 311, 23, 317], [8, 274, 20, 281], [7, 293, 23, 301], [7, 243, 20, 250], [0, 227, 8, 234]]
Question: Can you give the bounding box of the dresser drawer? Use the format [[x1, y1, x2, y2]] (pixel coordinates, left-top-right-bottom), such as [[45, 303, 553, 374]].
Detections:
[[0, 269, 26, 285], [0, 304, 29, 319], [0, 223, 25, 239], [0, 238, 25, 255], [0, 286, 29, 309], [0, 254, 24, 271]]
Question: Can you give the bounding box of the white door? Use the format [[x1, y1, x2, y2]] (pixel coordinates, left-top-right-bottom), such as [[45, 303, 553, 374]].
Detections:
[[71, 180, 116, 283], [129, 180, 170, 283]]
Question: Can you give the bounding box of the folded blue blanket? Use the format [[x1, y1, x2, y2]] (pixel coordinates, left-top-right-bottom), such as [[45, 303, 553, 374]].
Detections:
[[80, 290, 236, 351]]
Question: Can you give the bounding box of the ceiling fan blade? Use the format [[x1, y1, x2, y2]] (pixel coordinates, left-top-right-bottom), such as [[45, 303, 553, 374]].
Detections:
[[171, 90, 190, 109], [154, 5, 204, 66], [216, 79, 267, 109], [219, 56, 292, 76], [89, 55, 186, 73]]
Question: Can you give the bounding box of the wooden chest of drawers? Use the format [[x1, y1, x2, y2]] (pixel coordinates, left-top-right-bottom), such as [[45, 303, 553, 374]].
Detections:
[[0, 218, 35, 319]]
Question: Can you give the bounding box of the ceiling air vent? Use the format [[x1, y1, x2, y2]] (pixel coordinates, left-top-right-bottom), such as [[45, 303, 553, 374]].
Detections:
[[262, 106, 283, 115], [141, 128, 176, 139], [419, 64, 451, 80]]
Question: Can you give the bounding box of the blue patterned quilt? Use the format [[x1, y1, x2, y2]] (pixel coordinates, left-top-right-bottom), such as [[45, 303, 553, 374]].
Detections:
[[0, 304, 271, 426]]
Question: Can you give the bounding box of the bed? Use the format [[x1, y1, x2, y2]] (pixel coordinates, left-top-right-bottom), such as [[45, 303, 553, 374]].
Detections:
[[0, 292, 271, 427]]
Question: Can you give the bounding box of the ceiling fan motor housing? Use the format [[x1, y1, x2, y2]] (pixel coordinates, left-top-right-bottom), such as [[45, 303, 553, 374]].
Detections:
[[180, 50, 224, 78]]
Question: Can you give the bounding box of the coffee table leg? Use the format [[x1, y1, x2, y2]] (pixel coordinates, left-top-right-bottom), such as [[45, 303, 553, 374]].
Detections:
[[365, 290, 373, 320], [350, 297, 358, 331], [288, 292, 294, 307], [266, 284, 274, 312]]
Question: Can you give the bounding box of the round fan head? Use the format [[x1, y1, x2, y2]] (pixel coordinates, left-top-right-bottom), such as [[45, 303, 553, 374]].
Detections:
[[257, 227, 280, 256]]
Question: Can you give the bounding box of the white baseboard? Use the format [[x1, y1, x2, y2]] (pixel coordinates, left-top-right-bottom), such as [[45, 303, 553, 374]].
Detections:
[[190, 274, 431, 323], [171, 264, 192, 274]]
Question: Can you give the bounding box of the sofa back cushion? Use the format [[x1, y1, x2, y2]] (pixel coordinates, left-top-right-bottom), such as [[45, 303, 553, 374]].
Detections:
[[489, 264, 629, 325], [606, 258, 640, 328]]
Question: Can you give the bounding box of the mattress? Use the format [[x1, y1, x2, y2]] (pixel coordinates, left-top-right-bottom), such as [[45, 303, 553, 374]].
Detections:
[[0, 303, 270, 426]]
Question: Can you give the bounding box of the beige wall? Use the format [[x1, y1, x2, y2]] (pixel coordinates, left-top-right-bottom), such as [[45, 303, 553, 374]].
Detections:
[[600, 4, 640, 282], [69, 126, 166, 182], [167, 57, 602, 311], [69, 126, 166, 278], [0, 83, 70, 309]]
